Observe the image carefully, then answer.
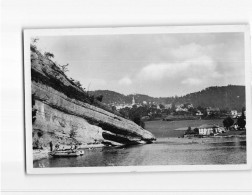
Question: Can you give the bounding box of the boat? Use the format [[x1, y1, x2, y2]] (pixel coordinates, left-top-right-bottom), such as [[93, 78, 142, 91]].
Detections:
[[48, 149, 84, 157]]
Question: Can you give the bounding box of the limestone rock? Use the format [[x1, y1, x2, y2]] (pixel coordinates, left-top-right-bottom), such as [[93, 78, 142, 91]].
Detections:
[[31, 49, 156, 147]]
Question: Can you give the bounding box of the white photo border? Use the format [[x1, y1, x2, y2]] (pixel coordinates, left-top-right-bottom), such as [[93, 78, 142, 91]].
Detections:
[[24, 25, 252, 174]]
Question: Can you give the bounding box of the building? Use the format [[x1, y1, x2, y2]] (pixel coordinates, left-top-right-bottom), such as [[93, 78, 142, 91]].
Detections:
[[237, 112, 242, 117], [177, 124, 226, 137], [142, 101, 147, 105], [197, 124, 225, 136], [206, 107, 220, 115], [132, 96, 135, 105], [175, 103, 195, 112], [164, 104, 172, 109], [231, 110, 238, 116], [175, 105, 188, 112], [187, 104, 194, 108], [231, 110, 238, 118], [195, 110, 203, 116]]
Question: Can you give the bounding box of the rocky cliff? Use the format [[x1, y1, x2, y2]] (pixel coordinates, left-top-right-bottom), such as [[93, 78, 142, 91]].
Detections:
[[30, 47, 155, 152]]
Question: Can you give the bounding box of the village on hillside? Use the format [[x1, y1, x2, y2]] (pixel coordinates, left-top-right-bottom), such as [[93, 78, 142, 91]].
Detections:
[[106, 95, 246, 138]]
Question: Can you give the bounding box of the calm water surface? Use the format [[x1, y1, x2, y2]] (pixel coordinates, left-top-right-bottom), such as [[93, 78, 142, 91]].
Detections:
[[34, 120, 246, 168]]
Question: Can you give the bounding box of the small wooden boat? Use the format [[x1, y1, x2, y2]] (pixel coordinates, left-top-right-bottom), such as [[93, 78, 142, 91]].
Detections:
[[48, 149, 84, 157]]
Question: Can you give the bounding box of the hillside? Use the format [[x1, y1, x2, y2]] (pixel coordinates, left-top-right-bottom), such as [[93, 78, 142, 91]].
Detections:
[[91, 85, 245, 111], [30, 45, 156, 160], [171, 85, 245, 111], [89, 90, 131, 104]]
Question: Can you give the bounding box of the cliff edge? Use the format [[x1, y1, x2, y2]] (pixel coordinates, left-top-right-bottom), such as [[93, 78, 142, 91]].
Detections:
[[30, 47, 156, 155]]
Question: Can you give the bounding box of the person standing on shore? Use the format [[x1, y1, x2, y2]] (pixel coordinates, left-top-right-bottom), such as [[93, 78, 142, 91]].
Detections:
[[55, 143, 59, 150], [49, 141, 53, 151]]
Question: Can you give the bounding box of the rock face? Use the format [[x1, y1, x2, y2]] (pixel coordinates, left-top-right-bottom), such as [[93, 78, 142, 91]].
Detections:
[[31, 48, 156, 149]]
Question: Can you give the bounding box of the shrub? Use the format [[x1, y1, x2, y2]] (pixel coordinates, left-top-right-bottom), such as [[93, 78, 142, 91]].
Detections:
[[33, 138, 43, 149], [185, 126, 194, 135], [237, 111, 246, 129], [74, 80, 82, 88], [37, 131, 43, 138], [223, 116, 234, 130], [30, 38, 39, 52], [44, 52, 54, 59], [140, 120, 145, 128], [96, 95, 103, 102], [89, 95, 95, 104], [131, 114, 145, 128], [59, 63, 69, 73], [30, 44, 37, 52], [70, 128, 77, 138]]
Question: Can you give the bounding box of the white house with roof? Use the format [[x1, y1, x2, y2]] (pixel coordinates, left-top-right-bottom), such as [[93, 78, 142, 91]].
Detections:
[[175, 104, 188, 112], [175, 124, 226, 137], [164, 104, 172, 109], [198, 124, 225, 135], [196, 110, 203, 116], [206, 107, 220, 115], [187, 104, 194, 108], [231, 110, 238, 118]]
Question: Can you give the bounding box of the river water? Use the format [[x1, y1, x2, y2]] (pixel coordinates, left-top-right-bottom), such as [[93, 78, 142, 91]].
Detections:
[[33, 120, 247, 168]]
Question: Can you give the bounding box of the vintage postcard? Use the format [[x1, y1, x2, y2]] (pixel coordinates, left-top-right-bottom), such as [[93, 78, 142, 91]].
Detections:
[[24, 25, 251, 174]]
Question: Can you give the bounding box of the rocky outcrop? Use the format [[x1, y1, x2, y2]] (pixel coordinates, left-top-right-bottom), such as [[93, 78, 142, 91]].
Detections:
[[31, 48, 155, 150]]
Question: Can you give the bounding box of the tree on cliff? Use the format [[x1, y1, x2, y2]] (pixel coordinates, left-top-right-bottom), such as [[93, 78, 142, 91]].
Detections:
[[30, 37, 39, 52], [59, 63, 69, 73], [44, 52, 54, 59], [32, 37, 39, 43], [74, 80, 82, 88], [223, 116, 234, 130]]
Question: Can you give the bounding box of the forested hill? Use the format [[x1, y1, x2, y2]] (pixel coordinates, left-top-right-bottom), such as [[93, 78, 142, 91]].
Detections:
[[89, 90, 166, 105], [89, 90, 131, 104], [170, 85, 245, 111], [90, 85, 245, 111]]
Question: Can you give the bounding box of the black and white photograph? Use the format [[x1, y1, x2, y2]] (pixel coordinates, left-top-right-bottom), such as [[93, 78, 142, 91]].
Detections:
[[24, 25, 251, 174]]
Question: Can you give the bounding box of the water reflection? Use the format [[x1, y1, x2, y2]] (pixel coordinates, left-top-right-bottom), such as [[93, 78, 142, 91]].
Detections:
[[34, 136, 246, 168]]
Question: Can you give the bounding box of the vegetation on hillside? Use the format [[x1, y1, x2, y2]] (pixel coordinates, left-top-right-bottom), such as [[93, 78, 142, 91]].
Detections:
[[170, 85, 245, 111], [222, 107, 246, 131], [91, 85, 245, 111]]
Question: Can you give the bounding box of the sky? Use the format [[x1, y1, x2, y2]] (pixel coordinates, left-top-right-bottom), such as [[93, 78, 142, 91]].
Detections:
[[35, 32, 245, 97]]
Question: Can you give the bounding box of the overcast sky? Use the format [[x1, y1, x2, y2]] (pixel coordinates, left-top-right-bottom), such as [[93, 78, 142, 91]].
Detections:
[[35, 32, 245, 97]]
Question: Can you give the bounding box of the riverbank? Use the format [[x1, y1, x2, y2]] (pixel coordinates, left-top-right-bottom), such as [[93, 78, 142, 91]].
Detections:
[[33, 143, 109, 161], [161, 115, 228, 122], [162, 115, 200, 121], [145, 119, 224, 138], [217, 130, 246, 137]]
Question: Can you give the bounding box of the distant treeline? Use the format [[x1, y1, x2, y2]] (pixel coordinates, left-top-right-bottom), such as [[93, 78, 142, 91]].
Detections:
[[90, 85, 245, 111], [171, 85, 245, 111]]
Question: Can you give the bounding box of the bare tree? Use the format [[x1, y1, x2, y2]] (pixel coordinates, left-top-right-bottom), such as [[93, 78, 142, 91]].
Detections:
[[59, 63, 69, 73], [31, 37, 39, 43], [30, 37, 39, 52]]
